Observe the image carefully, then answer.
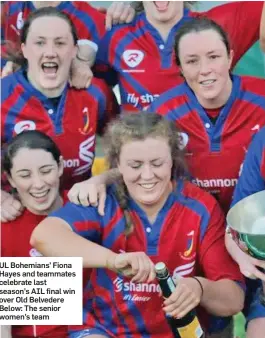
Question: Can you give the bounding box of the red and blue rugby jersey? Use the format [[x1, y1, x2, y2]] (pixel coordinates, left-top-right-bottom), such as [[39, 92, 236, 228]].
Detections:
[[96, 1, 263, 111], [1, 191, 69, 338], [51, 180, 244, 337], [148, 75, 265, 214], [1, 1, 105, 51], [232, 126, 265, 206], [1, 71, 119, 190]]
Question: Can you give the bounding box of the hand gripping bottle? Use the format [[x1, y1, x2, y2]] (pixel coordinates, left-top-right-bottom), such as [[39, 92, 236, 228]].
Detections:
[[155, 262, 204, 338]]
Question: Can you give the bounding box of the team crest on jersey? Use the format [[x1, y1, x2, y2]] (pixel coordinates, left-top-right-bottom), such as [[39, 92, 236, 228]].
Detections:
[[122, 50, 144, 68], [179, 231, 196, 261], [179, 132, 189, 150], [16, 12, 24, 30], [14, 120, 36, 134], [79, 107, 91, 135]]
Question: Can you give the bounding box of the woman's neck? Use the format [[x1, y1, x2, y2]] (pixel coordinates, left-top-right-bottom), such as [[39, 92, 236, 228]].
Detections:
[[33, 2, 61, 9], [198, 77, 233, 109], [27, 72, 66, 98], [145, 8, 183, 42]]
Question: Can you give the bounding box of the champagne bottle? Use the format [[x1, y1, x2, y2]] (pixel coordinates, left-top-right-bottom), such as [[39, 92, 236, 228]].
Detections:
[[155, 262, 204, 338]]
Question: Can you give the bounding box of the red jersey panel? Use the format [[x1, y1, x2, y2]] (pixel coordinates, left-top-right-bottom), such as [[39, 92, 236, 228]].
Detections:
[[1, 1, 105, 51], [96, 1, 262, 111], [51, 180, 244, 336], [1, 71, 118, 189], [1, 192, 69, 338], [149, 75, 265, 213]]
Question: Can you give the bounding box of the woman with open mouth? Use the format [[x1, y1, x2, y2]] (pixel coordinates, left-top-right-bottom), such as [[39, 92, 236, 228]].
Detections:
[[1, 7, 119, 223]]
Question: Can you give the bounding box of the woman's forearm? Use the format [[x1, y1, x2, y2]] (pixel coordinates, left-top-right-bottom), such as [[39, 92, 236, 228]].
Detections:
[[30, 217, 116, 268], [197, 277, 244, 316]]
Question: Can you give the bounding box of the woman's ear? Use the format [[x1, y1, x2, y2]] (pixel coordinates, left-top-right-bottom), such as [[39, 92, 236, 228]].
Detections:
[[58, 156, 64, 177], [179, 66, 185, 78], [6, 173, 16, 189], [228, 49, 234, 70], [21, 43, 28, 59]]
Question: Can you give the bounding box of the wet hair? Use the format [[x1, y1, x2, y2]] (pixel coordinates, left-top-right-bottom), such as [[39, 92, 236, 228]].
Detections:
[[131, 1, 196, 13], [103, 113, 187, 235], [174, 17, 231, 66], [2, 130, 61, 176], [5, 6, 78, 68]]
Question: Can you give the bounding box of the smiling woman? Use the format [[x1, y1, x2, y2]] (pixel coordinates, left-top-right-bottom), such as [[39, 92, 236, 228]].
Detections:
[[31, 113, 245, 338], [3, 131, 64, 215], [1, 130, 69, 338]]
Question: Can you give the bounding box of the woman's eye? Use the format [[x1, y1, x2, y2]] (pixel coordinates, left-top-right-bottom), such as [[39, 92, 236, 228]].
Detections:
[[187, 59, 197, 64], [130, 163, 141, 169], [41, 170, 52, 175], [152, 162, 162, 168], [19, 174, 30, 179], [36, 41, 45, 46]]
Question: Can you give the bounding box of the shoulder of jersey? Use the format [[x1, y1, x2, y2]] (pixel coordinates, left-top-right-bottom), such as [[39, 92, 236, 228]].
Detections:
[[1, 73, 17, 97], [150, 83, 187, 109], [240, 75, 265, 96], [85, 77, 109, 97], [181, 180, 219, 211], [90, 77, 108, 88], [72, 1, 106, 20], [103, 13, 143, 37]]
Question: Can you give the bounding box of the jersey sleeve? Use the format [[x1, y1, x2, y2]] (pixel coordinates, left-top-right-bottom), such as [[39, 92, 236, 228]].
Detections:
[[89, 79, 120, 134], [200, 1, 263, 67], [49, 202, 102, 243], [71, 2, 106, 45], [232, 128, 265, 206], [198, 201, 244, 283], [94, 31, 118, 87]]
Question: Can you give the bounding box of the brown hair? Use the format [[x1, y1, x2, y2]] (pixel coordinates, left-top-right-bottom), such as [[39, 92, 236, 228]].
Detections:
[[103, 113, 187, 235], [174, 17, 231, 67], [4, 6, 78, 68]]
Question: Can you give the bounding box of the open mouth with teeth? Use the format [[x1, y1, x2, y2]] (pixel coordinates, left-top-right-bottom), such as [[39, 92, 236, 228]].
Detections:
[[153, 1, 169, 11], [139, 183, 158, 190], [41, 62, 59, 76], [30, 190, 50, 200], [200, 80, 216, 86]]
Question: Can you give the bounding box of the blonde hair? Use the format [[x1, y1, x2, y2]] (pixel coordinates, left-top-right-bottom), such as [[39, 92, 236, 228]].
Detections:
[[103, 113, 187, 235]]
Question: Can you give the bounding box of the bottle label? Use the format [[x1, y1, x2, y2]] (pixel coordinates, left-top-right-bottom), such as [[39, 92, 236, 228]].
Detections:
[[166, 277, 176, 293], [177, 316, 203, 338]]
